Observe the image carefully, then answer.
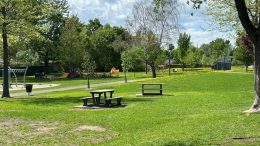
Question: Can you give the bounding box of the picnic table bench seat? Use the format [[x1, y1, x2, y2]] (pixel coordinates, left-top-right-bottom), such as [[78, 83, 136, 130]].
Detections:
[[80, 96, 98, 106], [105, 96, 123, 107]]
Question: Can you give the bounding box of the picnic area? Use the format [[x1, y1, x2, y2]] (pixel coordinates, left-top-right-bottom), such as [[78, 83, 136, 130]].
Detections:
[[1, 0, 260, 145], [0, 69, 259, 145]]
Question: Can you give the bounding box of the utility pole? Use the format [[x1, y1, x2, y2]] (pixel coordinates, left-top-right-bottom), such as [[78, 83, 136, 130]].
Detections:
[[168, 44, 174, 76]]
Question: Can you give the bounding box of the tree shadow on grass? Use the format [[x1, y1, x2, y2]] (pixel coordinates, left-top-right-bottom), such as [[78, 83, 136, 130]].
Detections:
[[14, 96, 82, 106], [13, 96, 156, 106], [124, 97, 156, 103]]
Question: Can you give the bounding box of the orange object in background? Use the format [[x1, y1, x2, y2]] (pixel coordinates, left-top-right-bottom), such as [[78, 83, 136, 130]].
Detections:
[[110, 67, 120, 76], [60, 72, 69, 78]]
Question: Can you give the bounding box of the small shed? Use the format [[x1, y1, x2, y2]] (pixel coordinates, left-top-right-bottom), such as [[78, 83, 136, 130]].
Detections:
[[212, 57, 232, 70]]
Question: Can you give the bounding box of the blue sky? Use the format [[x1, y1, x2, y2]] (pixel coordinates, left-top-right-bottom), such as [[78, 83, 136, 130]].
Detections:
[[67, 0, 235, 47]]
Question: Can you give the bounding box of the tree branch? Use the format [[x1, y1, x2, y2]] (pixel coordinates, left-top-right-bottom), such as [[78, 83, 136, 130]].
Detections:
[[234, 0, 258, 43]]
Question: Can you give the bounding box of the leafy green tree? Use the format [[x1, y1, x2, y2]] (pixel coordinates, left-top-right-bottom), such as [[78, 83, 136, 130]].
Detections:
[[166, 44, 175, 75], [112, 30, 132, 53], [0, 0, 47, 97], [155, 50, 167, 67], [121, 47, 144, 76], [175, 32, 191, 71], [183, 45, 201, 68], [32, 0, 68, 71], [199, 44, 214, 66], [15, 49, 39, 66], [85, 18, 102, 35], [81, 52, 96, 75], [197, 39, 231, 67], [208, 38, 232, 63], [90, 24, 123, 71], [233, 32, 254, 72], [58, 15, 85, 70]]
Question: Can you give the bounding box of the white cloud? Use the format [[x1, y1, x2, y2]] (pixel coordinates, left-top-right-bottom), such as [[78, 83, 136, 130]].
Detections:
[[67, 0, 138, 25], [178, 3, 235, 46], [184, 28, 235, 46]]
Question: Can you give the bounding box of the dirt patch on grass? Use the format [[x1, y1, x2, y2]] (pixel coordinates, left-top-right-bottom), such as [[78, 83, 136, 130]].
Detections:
[[0, 119, 59, 137], [232, 136, 256, 142], [73, 125, 107, 132], [0, 119, 114, 145], [220, 136, 258, 145], [89, 136, 113, 143]]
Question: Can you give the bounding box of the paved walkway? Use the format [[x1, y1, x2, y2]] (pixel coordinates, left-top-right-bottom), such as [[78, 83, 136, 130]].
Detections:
[[11, 79, 139, 97]]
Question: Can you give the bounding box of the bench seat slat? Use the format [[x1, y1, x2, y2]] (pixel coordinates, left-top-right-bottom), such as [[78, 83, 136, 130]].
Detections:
[[105, 96, 123, 100], [81, 96, 99, 99], [105, 96, 123, 107], [141, 88, 163, 90], [80, 97, 92, 99]]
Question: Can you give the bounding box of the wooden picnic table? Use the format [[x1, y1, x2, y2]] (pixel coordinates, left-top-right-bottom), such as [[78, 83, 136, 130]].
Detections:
[[90, 89, 115, 106]]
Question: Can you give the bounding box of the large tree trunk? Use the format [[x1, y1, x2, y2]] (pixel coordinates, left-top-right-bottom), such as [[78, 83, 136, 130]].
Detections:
[[1, 7, 10, 98], [148, 62, 156, 78], [249, 39, 260, 112], [234, 0, 260, 113]]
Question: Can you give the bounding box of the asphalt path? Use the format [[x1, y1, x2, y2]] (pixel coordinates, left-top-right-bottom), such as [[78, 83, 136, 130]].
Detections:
[[11, 79, 139, 97]]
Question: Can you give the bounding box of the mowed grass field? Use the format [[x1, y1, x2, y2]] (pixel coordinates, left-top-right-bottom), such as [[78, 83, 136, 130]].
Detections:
[[0, 69, 259, 145]]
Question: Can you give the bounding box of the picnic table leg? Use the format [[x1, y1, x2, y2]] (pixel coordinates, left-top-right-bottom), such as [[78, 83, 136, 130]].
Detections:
[[110, 91, 114, 98], [104, 92, 107, 99], [83, 99, 88, 106], [160, 84, 162, 95], [142, 84, 144, 95], [97, 93, 102, 105], [116, 98, 121, 105], [91, 93, 97, 106]]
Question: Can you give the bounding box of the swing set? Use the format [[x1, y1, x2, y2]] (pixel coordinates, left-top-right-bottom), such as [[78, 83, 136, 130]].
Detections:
[[1, 66, 28, 87]]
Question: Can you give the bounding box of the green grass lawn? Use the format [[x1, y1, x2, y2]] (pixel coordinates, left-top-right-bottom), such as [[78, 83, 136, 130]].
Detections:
[[0, 69, 259, 145]]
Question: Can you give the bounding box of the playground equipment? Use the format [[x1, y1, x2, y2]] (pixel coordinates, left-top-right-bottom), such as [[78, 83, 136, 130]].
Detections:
[[60, 72, 69, 78], [1, 66, 28, 87], [110, 67, 120, 76], [67, 68, 81, 78], [157, 65, 165, 72]]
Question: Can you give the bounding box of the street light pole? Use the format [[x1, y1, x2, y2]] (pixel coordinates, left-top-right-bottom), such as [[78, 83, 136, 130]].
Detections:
[[168, 44, 174, 76], [87, 74, 90, 88], [168, 57, 171, 76], [122, 63, 127, 83]]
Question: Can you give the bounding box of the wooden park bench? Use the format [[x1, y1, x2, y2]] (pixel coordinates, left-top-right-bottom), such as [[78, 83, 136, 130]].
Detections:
[[105, 96, 123, 107], [141, 83, 164, 95]]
